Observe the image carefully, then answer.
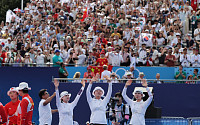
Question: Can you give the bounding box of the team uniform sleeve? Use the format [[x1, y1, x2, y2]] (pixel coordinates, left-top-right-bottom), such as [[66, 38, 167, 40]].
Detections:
[[102, 82, 112, 104], [55, 89, 61, 110], [86, 84, 93, 103], [144, 87, 153, 108], [122, 87, 133, 106], [0, 105, 7, 124], [71, 86, 85, 108], [19, 100, 29, 125]]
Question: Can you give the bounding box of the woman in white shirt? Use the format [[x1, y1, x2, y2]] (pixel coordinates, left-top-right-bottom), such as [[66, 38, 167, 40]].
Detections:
[[54, 79, 85, 125], [86, 75, 112, 125], [122, 79, 153, 125]]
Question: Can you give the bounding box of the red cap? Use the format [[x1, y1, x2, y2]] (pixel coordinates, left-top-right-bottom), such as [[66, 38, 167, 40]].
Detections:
[[100, 50, 105, 55]]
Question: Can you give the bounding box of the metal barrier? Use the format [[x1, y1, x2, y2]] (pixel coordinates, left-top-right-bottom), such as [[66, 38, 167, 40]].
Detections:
[[146, 117, 189, 125], [1, 62, 87, 67], [53, 78, 200, 84], [187, 117, 200, 125]]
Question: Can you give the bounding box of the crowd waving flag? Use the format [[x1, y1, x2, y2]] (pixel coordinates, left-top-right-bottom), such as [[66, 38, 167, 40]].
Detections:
[[89, 65, 113, 77], [140, 33, 153, 47], [81, 7, 88, 22], [6, 10, 21, 23]]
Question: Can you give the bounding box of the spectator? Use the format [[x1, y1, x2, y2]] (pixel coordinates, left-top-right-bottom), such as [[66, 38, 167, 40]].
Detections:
[[35, 50, 45, 67], [165, 49, 176, 67], [154, 73, 164, 84], [5, 52, 14, 66], [29, 48, 36, 63], [180, 48, 191, 67], [120, 46, 131, 66], [83, 67, 95, 79], [122, 71, 134, 83], [53, 49, 63, 67], [137, 44, 147, 66], [136, 72, 145, 83], [72, 72, 81, 83], [108, 47, 123, 66], [175, 65, 186, 83], [77, 50, 86, 65], [59, 63, 68, 78], [186, 75, 195, 84], [194, 23, 200, 44], [101, 65, 111, 82], [85, 50, 96, 65], [66, 51, 77, 66], [191, 48, 200, 67], [110, 72, 119, 83], [95, 50, 108, 66], [23, 53, 32, 66], [193, 69, 199, 80], [152, 46, 160, 66]]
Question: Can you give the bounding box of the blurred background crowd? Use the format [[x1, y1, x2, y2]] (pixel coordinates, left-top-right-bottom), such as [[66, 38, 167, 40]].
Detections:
[[0, 0, 200, 67]]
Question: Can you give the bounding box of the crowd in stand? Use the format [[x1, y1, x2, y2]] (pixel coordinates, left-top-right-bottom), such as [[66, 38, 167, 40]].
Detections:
[[0, 0, 200, 67]]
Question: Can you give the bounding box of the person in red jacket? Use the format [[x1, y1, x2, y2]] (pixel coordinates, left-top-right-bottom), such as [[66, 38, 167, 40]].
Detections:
[[84, 67, 95, 79], [4, 87, 20, 125], [17, 82, 34, 125], [0, 102, 7, 124], [95, 50, 108, 66]]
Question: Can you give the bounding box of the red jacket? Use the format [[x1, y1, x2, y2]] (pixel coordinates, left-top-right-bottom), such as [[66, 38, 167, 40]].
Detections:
[[4, 100, 20, 125], [17, 94, 34, 125], [0, 102, 7, 124]]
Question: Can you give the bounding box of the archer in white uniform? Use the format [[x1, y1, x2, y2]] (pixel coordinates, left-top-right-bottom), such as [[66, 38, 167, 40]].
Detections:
[[54, 79, 85, 125], [122, 79, 153, 125], [86, 75, 112, 125]]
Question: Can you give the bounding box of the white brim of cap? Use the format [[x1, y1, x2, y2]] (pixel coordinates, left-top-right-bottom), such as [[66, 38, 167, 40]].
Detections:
[[7, 90, 19, 96], [17, 87, 31, 91], [92, 87, 104, 97], [60, 93, 71, 99]]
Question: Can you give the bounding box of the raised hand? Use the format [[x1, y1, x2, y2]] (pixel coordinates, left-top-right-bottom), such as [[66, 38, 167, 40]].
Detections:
[[90, 75, 98, 84], [141, 79, 148, 88], [54, 79, 59, 89], [81, 79, 85, 87], [103, 75, 111, 81], [125, 80, 132, 88]]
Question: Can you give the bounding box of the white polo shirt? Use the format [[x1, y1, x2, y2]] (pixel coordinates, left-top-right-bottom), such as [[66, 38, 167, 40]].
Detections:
[[39, 99, 52, 125], [194, 28, 200, 41]]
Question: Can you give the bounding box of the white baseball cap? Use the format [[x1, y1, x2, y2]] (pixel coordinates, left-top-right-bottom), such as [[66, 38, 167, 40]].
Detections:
[[17, 82, 31, 90], [60, 91, 71, 99], [92, 86, 104, 96], [133, 90, 145, 97], [7, 87, 19, 96]]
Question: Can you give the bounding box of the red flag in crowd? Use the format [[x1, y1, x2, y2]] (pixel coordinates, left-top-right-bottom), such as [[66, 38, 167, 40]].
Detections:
[[81, 7, 88, 22], [89, 65, 113, 77], [191, 0, 197, 11]]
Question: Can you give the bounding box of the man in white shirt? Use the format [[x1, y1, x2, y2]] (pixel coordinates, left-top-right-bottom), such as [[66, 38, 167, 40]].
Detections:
[[35, 50, 45, 67], [108, 47, 123, 66], [77, 50, 86, 65], [194, 23, 200, 41], [105, 46, 113, 65], [38, 89, 58, 125], [101, 65, 111, 82], [171, 33, 181, 47], [180, 48, 191, 67], [137, 44, 147, 66], [191, 48, 200, 67]]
